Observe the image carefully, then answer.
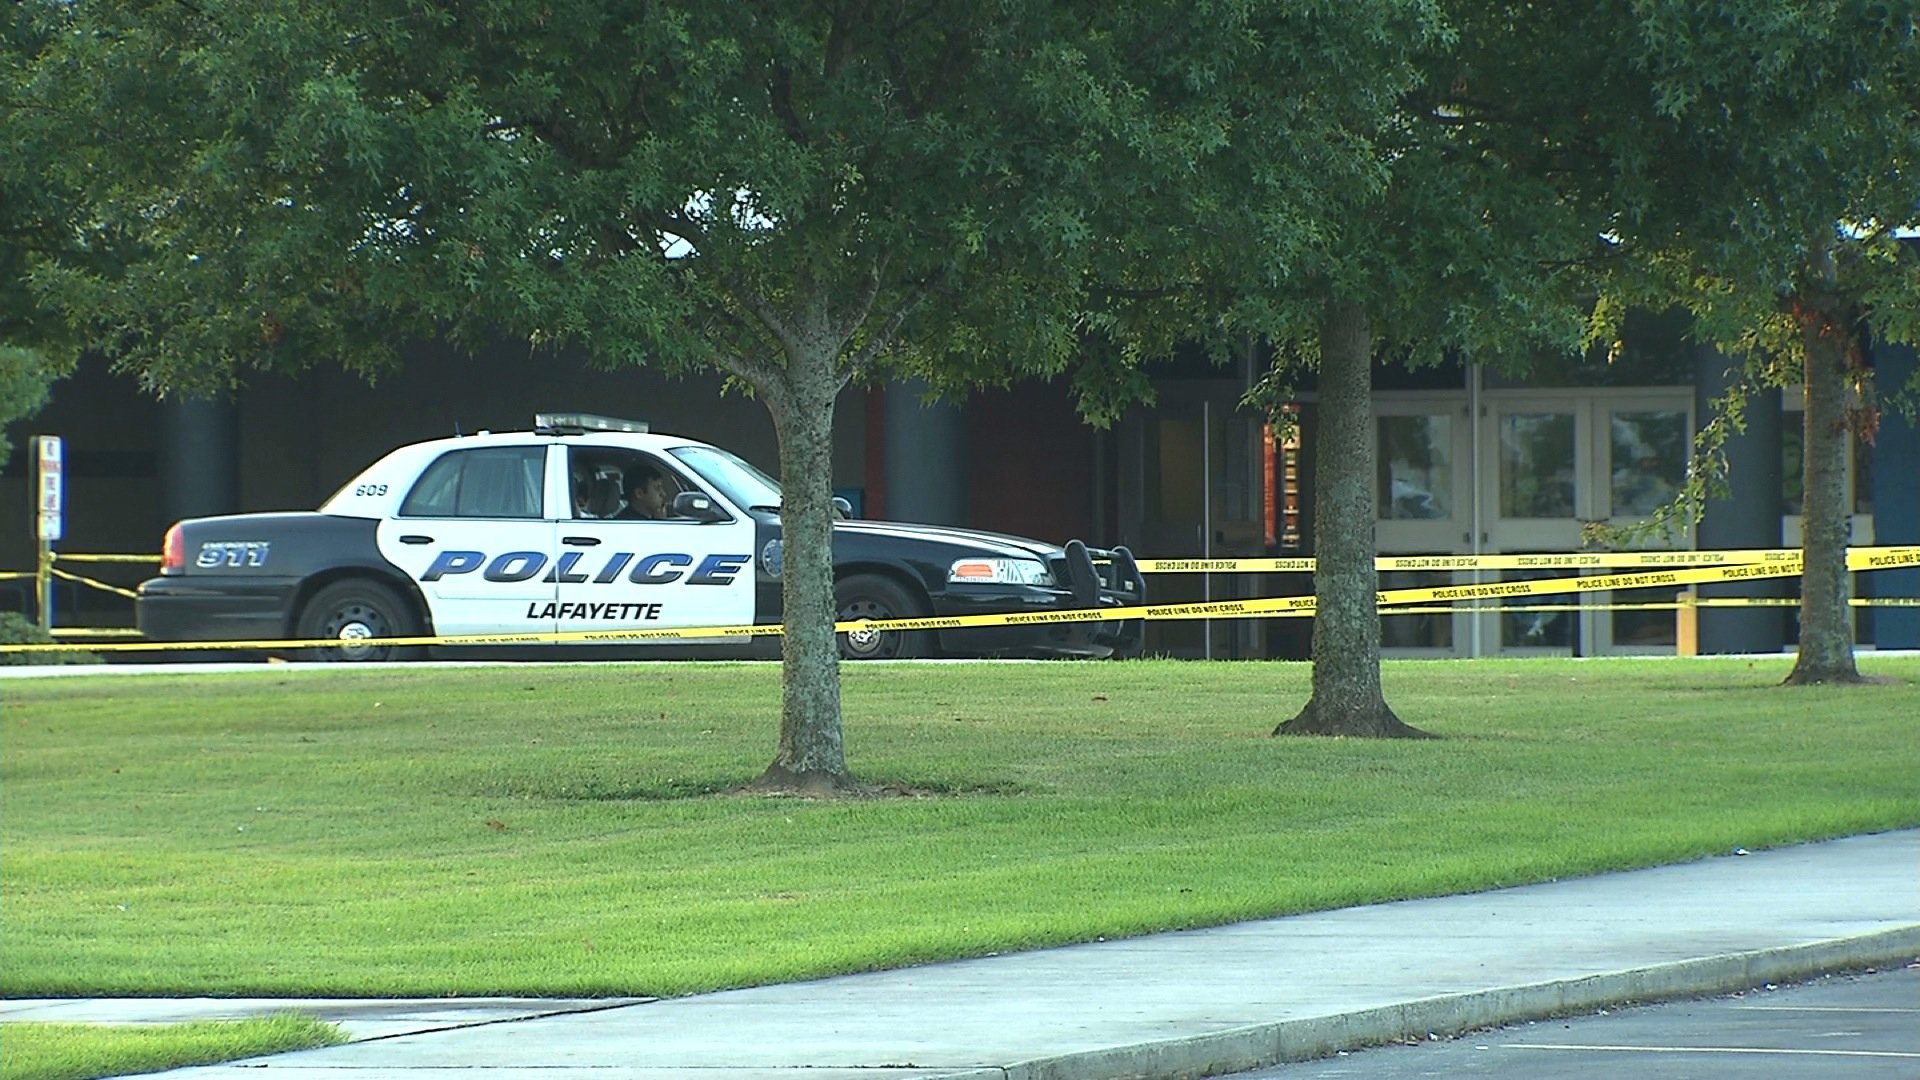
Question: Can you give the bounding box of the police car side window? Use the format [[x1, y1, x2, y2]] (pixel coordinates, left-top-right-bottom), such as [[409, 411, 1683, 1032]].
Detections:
[[400, 447, 545, 519]]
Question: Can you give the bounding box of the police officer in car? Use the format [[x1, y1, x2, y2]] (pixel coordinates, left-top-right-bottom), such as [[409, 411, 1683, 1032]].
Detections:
[[616, 465, 673, 520]]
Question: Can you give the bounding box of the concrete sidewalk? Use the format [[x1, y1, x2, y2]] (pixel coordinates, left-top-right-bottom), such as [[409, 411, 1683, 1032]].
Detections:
[[7, 829, 1916, 1079]]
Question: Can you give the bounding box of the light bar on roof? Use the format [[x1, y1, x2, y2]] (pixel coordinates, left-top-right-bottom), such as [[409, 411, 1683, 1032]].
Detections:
[[534, 413, 650, 434]]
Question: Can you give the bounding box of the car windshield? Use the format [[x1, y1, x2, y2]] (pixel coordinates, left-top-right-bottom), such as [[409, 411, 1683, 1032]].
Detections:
[[670, 445, 782, 511]]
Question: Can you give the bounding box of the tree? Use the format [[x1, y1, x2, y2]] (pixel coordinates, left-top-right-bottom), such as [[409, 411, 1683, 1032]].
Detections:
[[0, 347, 54, 470], [1196, 5, 1610, 737], [1637, 5, 1919, 685], [1484, 2, 1920, 684], [0, 5, 80, 467], [16, 1, 1434, 783]]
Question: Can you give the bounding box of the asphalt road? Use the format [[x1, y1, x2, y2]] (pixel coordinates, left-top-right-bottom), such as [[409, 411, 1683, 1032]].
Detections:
[[1224, 964, 1920, 1080]]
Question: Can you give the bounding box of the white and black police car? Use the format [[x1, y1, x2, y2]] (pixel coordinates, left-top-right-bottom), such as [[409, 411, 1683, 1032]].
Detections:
[[136, 414, 1146, 661]]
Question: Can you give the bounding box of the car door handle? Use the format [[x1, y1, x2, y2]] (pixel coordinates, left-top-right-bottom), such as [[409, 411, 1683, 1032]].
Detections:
[[562, 536, 602, 546], [399, 535, 434, 545]]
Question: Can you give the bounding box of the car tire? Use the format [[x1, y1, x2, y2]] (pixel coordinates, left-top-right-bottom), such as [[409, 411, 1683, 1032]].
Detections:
[[835, 574, 934, 660], [295, 579, 423, 662]]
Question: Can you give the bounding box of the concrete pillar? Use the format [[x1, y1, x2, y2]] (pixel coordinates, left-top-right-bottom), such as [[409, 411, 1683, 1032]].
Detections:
[[1694, 344, 1786, 653], [881, 379, 966, 525], [160, 394, 239, 524], [1868, 341, 1918, 648]]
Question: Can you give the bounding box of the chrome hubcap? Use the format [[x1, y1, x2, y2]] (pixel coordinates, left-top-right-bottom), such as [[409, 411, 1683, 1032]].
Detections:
[[336, 620, 376, 654]]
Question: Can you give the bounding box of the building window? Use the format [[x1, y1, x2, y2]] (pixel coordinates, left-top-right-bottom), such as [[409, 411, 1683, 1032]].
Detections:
[[1377, 415, 1453, 520], [1609, 410, 1687, 517], [1499, 413, 1576, 519]]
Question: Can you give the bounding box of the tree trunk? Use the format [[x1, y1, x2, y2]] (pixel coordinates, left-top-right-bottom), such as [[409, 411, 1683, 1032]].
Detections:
[[749, 345, 865, 795], [1276, 300, 1433, 738], [1784, 281, 1862, 685]]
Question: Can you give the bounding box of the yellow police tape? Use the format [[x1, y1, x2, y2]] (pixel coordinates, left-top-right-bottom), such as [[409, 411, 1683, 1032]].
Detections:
[[4, 545, 1914, 656], [4, 553, 155, 590], [49, 567, 140, 600], [1383, 597, 1920, 616], [1693, 596, 1920, 608], [15, 545, 1832, 583], [47, 553, 161, 563], [1137, 547, 1841, 573]]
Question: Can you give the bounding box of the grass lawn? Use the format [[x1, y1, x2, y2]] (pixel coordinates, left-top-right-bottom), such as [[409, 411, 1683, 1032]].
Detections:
[[1, 1015, 345, 1080], [2, 656, 1915, 999]]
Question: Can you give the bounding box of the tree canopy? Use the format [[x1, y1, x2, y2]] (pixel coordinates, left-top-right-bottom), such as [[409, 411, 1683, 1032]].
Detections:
[[16, 0, 1910, 741], [1484, 1, 1920, 682], [0, 5, 82, 466], [13, 0, 1438, 781], [1196, 2, 1612, 737]]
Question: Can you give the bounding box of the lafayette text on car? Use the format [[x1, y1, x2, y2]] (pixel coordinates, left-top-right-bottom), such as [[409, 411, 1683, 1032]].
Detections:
[[135, 414, 1146, 661]]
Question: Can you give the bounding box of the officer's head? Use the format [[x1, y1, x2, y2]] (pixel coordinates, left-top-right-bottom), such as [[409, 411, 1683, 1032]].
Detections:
[[625, 465, 670, 518]]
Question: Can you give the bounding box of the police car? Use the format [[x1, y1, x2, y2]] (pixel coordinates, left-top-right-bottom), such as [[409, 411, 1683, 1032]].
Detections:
[[136, 414, 1146, 661]]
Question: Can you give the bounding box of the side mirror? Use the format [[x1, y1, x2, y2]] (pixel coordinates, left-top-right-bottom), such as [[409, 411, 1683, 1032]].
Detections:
[[672, 491, 728, 523], [831, 496, 853, 519]]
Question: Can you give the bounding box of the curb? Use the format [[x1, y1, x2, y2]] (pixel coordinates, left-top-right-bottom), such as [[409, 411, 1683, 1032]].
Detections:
[[978, 926, 1920, 1080]]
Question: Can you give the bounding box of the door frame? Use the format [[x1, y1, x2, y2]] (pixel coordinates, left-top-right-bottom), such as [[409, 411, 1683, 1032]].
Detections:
[[1476, 388, 1694, 656], [1116, 378, 1270, 659]]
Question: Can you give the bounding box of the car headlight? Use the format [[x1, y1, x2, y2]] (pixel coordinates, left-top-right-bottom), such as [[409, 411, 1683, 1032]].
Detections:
[[948, 557, 1055, 586]]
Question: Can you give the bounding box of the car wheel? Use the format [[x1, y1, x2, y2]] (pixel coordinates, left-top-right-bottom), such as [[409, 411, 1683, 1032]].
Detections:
[[295, 579, 422, 662], [835, 574, 934, 660]]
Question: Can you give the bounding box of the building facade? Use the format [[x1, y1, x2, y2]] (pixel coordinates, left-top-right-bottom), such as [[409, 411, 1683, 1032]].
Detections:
[[5, 325, 1915, 656]]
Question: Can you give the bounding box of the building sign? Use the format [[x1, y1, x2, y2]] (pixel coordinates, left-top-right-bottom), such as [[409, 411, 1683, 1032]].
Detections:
[[35, 435, 62, 542]]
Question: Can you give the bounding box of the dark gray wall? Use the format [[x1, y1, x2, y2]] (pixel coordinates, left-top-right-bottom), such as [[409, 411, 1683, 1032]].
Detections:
[[881, 378, 967, 526], [1868, 341, 1918, 648], [161, 395, 239, 525], [1693, 345, 1787, 653]]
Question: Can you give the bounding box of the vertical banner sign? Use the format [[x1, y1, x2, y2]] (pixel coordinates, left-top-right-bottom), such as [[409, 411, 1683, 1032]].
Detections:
[[35, 435, 63, 542]]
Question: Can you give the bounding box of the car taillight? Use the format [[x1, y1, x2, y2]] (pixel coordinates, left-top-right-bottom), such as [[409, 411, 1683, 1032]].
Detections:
[[160, 524, 184, 573]]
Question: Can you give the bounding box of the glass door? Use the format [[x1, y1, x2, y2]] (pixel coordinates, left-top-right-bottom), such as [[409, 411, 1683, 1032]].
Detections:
[[1118, 382, 1268, 658], [1482, 399, 1590, 654], [1598, 400, 1692, 651], [1375, 397, 1472, 655], [1477, 392, 1693, 655]]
